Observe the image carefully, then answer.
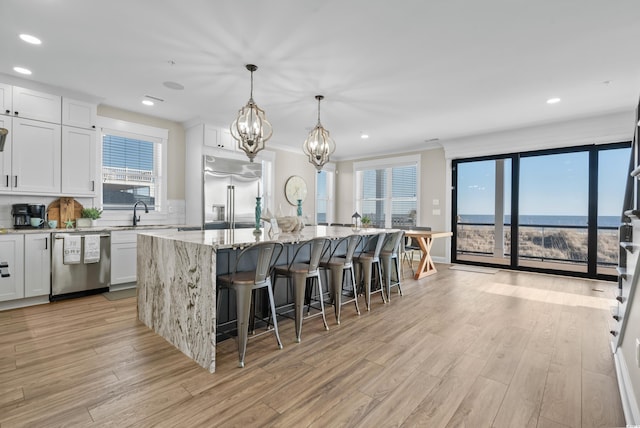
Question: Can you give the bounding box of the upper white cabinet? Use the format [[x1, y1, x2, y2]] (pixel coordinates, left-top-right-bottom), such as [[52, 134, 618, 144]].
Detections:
[[12, 86, 61, 124], [11, 118, 61, 194], [0, 81, 99, 197], [62, 98, 97, 129], [24, 233, 50, 298], [61, 126, 97, 195], [0, 83, 11, 116], [204, 125, 236, 152], [0, 234, 25, 302]]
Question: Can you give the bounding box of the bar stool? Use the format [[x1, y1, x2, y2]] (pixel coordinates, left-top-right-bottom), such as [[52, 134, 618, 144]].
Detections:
[[354, 232, 386, 311], [216, 241, 284, 368], [273, 237, 330, 343], [320, 234, 362, 324], [380, 230, 405, 301]]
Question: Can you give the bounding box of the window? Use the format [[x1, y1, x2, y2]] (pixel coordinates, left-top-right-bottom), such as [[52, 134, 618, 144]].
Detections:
[[316, 163, 335, 224], [355, 155, 420, 228], [98, 118, 168, 214]]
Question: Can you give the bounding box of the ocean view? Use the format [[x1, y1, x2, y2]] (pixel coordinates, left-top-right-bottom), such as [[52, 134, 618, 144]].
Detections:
[[458, 214, 620, 228]]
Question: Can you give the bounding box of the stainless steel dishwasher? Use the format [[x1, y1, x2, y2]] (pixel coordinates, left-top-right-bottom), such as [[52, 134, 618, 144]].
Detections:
[[51, 232, 111, 300]]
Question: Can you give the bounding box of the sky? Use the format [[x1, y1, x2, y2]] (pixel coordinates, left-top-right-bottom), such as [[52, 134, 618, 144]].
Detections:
[[457, 146, 630, 218]]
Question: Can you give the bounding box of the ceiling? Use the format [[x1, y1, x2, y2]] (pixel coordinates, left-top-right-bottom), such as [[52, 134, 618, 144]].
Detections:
[[2, 0, 640, 160]]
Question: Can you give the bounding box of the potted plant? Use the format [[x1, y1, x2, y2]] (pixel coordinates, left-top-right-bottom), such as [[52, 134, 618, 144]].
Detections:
[[78, 207, 102, 227], [361, 215, 372, 228]]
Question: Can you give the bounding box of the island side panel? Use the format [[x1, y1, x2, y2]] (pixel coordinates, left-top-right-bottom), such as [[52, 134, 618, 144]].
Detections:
[[137, 234, 217, 373]]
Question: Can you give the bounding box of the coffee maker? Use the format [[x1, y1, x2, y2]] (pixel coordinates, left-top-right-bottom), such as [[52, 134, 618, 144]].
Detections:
[[12, 203, 46, 229]]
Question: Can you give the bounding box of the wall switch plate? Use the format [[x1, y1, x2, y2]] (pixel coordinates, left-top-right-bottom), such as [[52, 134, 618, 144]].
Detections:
[[432, 209, 441, 216], [433, 199, 440, 206]]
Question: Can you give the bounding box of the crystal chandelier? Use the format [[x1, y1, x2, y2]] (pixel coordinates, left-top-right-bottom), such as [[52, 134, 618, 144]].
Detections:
[[230, 64, 272, 162], [303, 95, 336, 171]]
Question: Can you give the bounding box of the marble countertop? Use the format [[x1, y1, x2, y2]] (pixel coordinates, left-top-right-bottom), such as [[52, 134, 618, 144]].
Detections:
[[0, 224, 185, 235], [139, 225, 390, 250]]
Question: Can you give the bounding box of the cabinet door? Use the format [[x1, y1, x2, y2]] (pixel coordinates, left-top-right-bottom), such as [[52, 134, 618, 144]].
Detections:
[[0, 235, 24, 302], [12, 118, 61, 193], [62, 98, 96, 129], [62, 126, 97, 195], [0, 83, 11, 116], [111, 242, 137, 284], [0, 116, 12, 191], [219, 128, 236, 152], [12, 86, 61, 123], [205, 126, 236, 152], [24, 233, 50, 297]]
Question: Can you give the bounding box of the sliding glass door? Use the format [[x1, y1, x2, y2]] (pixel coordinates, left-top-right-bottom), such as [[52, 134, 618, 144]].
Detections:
[[452, 142, 630, 279], [518, 151, 589, 273], [455, 158, 512, 265]]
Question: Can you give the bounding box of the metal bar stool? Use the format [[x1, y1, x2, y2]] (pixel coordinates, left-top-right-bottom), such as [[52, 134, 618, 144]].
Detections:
[[380, 230, 405, 301], [354, 232, 387, 311], [273, 237, 330, 342], [320, 234, 362, 324], [216, 241, 284, 368]]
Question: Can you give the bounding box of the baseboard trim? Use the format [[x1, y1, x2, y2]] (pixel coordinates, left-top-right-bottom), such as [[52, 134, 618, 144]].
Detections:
[[0, 295, 49, 311], [614, 348, 640, 425]]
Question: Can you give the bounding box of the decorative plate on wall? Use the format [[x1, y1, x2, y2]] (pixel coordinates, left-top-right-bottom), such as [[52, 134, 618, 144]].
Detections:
[[285, 175, 307, 205]]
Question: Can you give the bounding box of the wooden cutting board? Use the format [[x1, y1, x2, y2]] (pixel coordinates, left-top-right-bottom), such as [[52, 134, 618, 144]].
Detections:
[[48, 197, 84, 225]]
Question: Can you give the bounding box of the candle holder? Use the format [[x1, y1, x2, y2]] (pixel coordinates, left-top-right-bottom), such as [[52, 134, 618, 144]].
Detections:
[[297, 199, 302, 217], [254, 197, 262, 236]]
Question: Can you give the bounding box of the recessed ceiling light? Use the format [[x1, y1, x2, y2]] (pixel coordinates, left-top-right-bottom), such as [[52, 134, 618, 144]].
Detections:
[[19, 34, 41, 45], [163, 81, 184, 90], [142, 100, 154, 106], [361, 134, 369, 139], [13, 66, 32, 75], [546, 97, 561, 104]]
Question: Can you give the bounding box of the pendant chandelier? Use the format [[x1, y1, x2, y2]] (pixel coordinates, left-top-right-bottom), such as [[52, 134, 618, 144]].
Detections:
[[303, 95, 336, 172], [230, 64, 273, 162]]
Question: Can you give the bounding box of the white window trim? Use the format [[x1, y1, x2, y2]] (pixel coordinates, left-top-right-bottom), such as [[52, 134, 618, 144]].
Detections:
[[96, 116, 169, 223], [353, 154, 421, 228], [315, 162, 336, 224]]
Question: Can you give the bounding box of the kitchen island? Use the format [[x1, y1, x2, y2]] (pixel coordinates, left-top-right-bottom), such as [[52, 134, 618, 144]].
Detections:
[[136, 226, 386, 373]]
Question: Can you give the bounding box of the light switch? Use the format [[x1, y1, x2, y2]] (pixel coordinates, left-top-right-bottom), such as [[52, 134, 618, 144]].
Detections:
[[433, 199, 440, 206], [432, 209, 441, 216]]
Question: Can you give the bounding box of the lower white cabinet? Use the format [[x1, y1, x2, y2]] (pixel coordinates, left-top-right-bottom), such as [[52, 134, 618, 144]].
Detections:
[[0, 235, 25, 301], [24, 233, 51, 297], [111, 229, 177, 285], [0, 234, 51, 302], [111, 231, 138, 285]]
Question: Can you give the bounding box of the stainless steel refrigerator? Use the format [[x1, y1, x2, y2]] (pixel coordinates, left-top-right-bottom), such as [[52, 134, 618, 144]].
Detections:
[[203, 155, 261, 229]]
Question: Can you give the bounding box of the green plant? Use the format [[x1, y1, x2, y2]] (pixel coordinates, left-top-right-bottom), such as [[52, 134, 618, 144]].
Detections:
[[81, 207, 102, 220], [361, 215, 371, 225]]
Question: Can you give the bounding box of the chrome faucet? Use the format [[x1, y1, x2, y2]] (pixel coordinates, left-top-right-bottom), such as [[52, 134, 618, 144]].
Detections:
[[133, 201, 149, 226]]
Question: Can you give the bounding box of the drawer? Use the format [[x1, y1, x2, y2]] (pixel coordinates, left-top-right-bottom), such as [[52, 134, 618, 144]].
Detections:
[[110, 230, 138, 244]]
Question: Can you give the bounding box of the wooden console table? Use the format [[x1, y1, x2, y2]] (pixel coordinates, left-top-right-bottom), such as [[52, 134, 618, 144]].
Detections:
[[404, 230, 453, 279]]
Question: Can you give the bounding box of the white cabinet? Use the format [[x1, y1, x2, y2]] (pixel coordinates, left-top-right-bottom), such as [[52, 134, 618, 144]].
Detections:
[[0, 235, 25, 302], [12, 86, 61, 124], [62, 98, 96, 129], [111, 229, 177, 286], [24, 234, 50, 297], [61, 126, 97, 195], [11, 118, 61, 194], [205, 125, 236, 152], [0, 83, 11, 116], [0, 116, 12, 191], [111, 231, 138, 285]]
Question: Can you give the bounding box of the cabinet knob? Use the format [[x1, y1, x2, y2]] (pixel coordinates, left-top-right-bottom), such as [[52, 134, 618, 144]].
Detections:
[[613, 315, 620, 321], [616, 296, 625, 303], [92, 125, 96, 129], [609, 330, 618, 337], [13, 111, 18, 115], [4, 110, 8, 114]]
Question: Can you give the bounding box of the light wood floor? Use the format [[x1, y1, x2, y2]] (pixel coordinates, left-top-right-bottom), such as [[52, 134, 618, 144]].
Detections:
[[0, 264, 625, 427]]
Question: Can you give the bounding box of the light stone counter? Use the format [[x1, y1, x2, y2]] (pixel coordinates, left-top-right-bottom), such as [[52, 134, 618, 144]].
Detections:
[[136, 226, 387, 372]]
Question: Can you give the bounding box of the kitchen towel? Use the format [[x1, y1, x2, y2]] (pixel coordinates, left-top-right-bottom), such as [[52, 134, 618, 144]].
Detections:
[[63, 235, 81, 264], [83, 235, 101, 264]]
